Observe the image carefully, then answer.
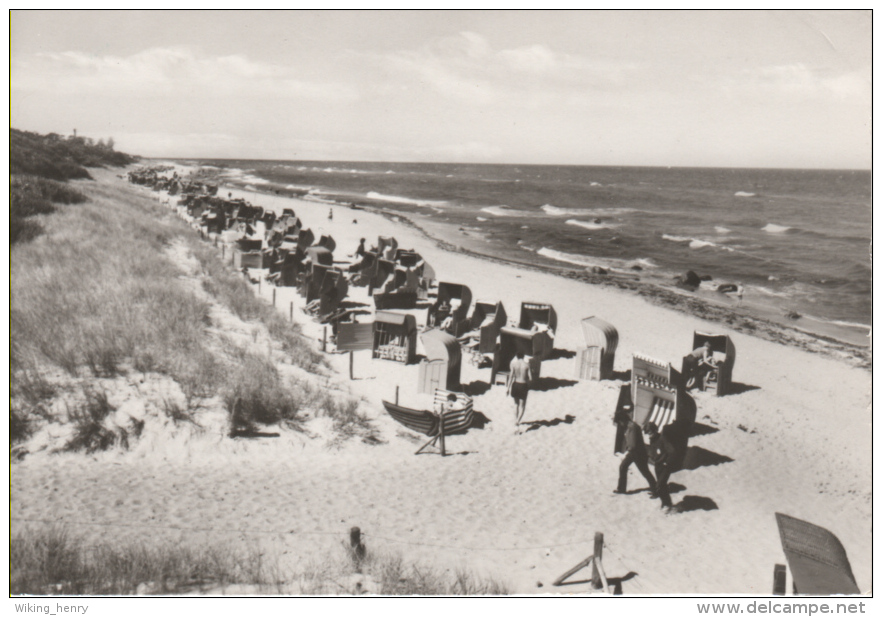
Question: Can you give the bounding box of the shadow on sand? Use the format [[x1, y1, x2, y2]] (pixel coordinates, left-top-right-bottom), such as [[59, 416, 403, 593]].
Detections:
[[524, 414, 575, 433], [681, 446, 734, 470]]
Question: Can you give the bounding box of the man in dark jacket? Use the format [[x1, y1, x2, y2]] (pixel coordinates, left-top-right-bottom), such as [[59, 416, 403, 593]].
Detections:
[[645, 422, 678, 513], [614, 419, 658, 497]]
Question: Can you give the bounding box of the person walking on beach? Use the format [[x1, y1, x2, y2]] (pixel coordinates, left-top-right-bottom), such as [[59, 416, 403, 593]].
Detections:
[[614, 418, 658, 497], [355, 237, 366, 259], [736, 284, 744, 307], [507, 352, 531, 432], [645, 422, 677, 513], [328, 207, 334, 222]]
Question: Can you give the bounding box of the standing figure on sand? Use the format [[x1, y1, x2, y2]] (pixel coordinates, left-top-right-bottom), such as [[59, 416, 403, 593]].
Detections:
[[507, 352, 531, 434], [328, 207, 334, 222], [645, 422, 677, 514], [614, 415, 658, 498]]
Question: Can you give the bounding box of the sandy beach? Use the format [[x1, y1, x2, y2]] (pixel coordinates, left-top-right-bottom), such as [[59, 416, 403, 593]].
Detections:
[[10, 168, 872, 595]]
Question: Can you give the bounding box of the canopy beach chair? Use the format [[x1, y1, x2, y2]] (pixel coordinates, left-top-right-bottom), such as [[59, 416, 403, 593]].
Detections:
[[683, 332, 736, 395], [467, 301, 507, 355], [372, 311, 417, 364], [428, 283, 473, 336], [774, 513, 860, 595], [519, 302, 557, 359], [382, 389, 474, 456], [576, 317, 619, 381], [631, 353, 679, 429], [418, 328, 462, 394], [491, 326, 543, 386]]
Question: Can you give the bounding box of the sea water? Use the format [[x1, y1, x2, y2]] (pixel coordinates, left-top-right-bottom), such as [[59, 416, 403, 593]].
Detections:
[[189, 159, 871, 340]]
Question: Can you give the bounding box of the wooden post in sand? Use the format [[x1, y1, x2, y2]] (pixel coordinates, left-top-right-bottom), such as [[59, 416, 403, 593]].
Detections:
[[258, 276, 261, 293], [289, 301, 294, 322], [349, 351, 354, 380], [395, 386, 399, 405], [322, 327, 327, 352], [222, 245, 225, 259], [349, 526, 366, 573], [272, 288, 276, 307], [592, 532, 604, 589]]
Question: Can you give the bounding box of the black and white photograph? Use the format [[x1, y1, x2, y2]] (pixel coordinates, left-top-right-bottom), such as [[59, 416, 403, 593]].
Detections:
[[9, 10, 872, 603]]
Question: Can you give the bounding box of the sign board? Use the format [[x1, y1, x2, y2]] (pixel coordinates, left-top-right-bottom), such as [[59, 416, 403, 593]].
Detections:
[[336, 322, 373, 352]]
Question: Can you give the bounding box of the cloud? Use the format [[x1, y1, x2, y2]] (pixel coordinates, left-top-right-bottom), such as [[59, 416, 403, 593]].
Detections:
[[720, 63, 870, 101], [368, 32, 635, 105], [12, 46, 358, 101]]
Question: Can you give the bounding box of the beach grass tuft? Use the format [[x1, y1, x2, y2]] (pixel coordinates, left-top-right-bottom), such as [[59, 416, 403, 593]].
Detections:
[[10, 526, 281, 595]]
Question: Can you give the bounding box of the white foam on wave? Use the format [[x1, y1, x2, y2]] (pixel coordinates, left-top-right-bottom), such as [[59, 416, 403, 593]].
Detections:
[[735, 191, 756, 197], [480, 206, 517, 216], [537, 247, 600, 268], [476, 217, 488, 222], [590, 181, 601, 186], [662, 234, 690, 243], [365, 191, 446, 208], [566, 219, 620, 231], [715, 226, 731, 234], [763, 223, 792, 233], [754, 286, 790, 298], [542, 204, 635, 217], [662, 234, 732, 251]]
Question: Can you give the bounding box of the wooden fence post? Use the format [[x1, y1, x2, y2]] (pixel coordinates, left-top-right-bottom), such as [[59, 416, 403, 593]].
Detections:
[[289, 301, 294, 322], [322, 327, 327, 352], [349, 526, 366, 573], [592, 532, 604, 589], [395, 385, 399, 405], [272, 288, 276, 307], [349, 351, 354, 380]]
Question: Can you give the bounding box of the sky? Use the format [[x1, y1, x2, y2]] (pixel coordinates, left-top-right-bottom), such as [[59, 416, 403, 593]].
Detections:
[[10, 10, 872, 169]]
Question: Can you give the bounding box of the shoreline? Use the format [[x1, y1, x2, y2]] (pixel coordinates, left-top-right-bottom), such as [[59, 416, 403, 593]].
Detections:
[[219, 178, 870, 369]]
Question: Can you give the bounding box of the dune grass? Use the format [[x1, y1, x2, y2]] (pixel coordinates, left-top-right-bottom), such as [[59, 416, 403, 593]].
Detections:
[[11, 526, 509, 596], [11, 174, 369, 449], [189, 242, 324, 372], [11, 526, 282, 595]]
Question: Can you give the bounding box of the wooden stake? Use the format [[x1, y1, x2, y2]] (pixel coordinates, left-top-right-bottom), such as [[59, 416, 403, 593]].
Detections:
[[395, 385, 399, 405], [592, 532, 604, 589], [552, 556, 593, 587], [322, 326, 327, 352], [349, 351, 354, 380], [272, 288, 276, 307], [773, 564, 786, 596], [349, 526, 366, 573], [289, 301, 294, 322], [258, 276, 261, 293]]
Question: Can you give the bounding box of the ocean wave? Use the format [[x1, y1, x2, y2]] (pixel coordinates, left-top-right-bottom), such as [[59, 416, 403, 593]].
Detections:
[[476, 217, 488, 222], [480, 205, 518, 216], [537, 247, 601, 268], [542, 204, 635, 217], [365, 191, 447, 208], [753, 286, 791, 298], [566, 219, 621, 231], [735, 191, 757, 197], [762, 223, 792, 233], [662, 234, 733, 251], [715, 226, 732, 234]]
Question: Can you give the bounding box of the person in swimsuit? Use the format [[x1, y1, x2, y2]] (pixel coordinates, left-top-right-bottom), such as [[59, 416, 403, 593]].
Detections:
[[507, 351, 532, 432]]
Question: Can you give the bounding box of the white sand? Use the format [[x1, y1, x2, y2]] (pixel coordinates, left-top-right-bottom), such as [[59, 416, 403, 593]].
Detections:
[[10, 171, 872, 595]]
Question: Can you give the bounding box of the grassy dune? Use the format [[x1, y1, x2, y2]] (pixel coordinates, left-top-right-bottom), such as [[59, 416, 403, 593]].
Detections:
[[10, 172, 365, 449]]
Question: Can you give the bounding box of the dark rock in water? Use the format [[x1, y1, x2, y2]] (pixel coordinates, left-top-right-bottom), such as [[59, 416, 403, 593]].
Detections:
[[699, 274, 713, 281], [785, 310, 802, 320], [591, 266, 608, 275], [631, 264, 643, 271], [717, 283, 738, 294], [675, 270, 702, 290]]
